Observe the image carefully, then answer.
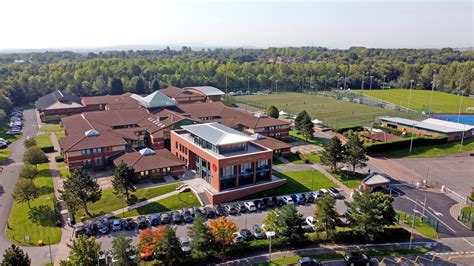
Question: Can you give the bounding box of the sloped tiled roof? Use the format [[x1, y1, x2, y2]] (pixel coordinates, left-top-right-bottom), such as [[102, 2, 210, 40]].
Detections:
[[114, 149, 185, 173], [36, 90, 82, 110]]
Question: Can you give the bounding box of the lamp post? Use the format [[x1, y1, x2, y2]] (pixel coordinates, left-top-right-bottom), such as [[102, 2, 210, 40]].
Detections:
[[409, 209, 423, 249], [361, 72, 365, 91], [381, 74, 386, 106], [457, 90, 464, 123], [407, 80, 414, 112], [409, 123, 415, 153], [247, 75, 251, 93], [343, 68, 348, 90], [275, 80, 279, 94], [336, 72, 340, 90], [369, 75, 373, 91], [266, 231, 276, 262], [429, 74, 436, 116]]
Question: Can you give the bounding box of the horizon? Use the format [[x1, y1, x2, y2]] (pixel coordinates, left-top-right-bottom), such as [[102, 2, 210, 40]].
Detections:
[[1, 0, 472, 50]]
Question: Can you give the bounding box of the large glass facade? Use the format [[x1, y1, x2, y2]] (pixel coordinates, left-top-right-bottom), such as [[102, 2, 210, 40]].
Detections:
[[256, 159, 271, 183], [239, 162, 254, 186], [220, 165, 236, 190]]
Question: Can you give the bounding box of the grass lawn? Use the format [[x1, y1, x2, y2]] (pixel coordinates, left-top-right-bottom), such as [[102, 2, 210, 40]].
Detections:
[[254, 247, 428, 266], [290, 130, 325, 146], [332, 170, 365, 189], [302, 153, 321, 163], [56, 162, 69, 178], [0, 149, 12, 165], [244, 170, 337, 199], [398, 212, 438, 239], [40, 124, 63, 133], [355, 89, 474, 114], [6, 163, 62, 245], [382, 139, 474, 158], [35, 133, 53, 149], [283, 153, 305, 164], [77, 183, 181, 220], [237, 93, 417, 129], [121, 191, 200, 217]]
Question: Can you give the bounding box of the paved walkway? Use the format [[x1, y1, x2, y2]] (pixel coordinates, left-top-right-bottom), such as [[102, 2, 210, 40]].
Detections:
[[368, 155, 424, 185]]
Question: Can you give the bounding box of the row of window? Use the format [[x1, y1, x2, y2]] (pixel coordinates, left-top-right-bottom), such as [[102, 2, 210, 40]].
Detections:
[[83, 158, 102, 166], [81, 147, 112, 155], [140, 167, 171, 177], [264, 125, 283, 131], [220, 160, 270, 180]]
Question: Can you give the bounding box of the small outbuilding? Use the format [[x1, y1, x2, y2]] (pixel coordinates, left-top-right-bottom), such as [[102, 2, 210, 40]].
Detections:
[[360, 172, 391, 192]]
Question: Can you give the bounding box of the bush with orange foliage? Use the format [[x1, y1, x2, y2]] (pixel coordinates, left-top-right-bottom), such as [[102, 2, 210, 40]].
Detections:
[[208, 216, 238, 246]]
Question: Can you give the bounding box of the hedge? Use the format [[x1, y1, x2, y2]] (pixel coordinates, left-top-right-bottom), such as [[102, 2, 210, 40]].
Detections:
[[55, 155, 64, 162], [333, 125, 363, 134], [365, 135, 448, 154], [40, 146, 55, 153]]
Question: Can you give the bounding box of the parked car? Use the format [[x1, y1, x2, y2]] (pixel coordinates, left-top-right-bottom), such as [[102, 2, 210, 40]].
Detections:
[[305, 216, 317, 231], [244, 201, 257, 212], [298, 257, 322, 265], [149, 214, 160, 226], [225, 204, 238, 215], [215, 205, 226, 216], [254, 200, 266, 210], [172, 211, 183, 224], [75, 225, 85, 237], [312, 191, 323, 200], [234, 202, 247, 213], [343, 252, 371, 265], [179, 237, 192, 254], [291, 194, 305, 205], [111, 219, 122, 231], [252, 224, 264, 239], [85, 223, 98, 236], [319, 188, 328, 195], [182, 208, 193, 223], [282, 196, 294, 205], [262, 198, 274, 208], [0, 138, 10, 144], [205, 207, 215, 218], [233, 232, 244, 244], [137, 216, 148, 229], [161, 212, 171, 224], [328, 187, 343, 199], [296, 194, 306, 204], [192, 206, 204, 218], [124, 218, 135, 230], [240, 229, 254, 241], [305, 193, 315, 203], [98, 218, 110, 234]]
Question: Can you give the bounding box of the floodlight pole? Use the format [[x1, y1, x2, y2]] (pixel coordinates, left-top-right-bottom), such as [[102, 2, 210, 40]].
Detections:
[[409, 123, 415, 153], [460, 124, 466, 151], [381, 75, 386, 106], [457, 90, 464, 123], [369, 75, 373, 91], [343, 68, 348, 90], [247, 75, 251, 92], [428, 74, 436, 116], [408, 80, 414, 112]]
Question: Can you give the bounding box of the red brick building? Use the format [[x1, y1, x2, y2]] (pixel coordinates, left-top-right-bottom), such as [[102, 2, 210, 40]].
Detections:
[[35, 90, 86, 122], [114, 148, 185, 181], [171, 122, 286, 204]]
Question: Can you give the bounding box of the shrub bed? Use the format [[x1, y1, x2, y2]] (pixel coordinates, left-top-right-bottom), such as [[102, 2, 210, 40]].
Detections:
[[365, 135, 448, 154]]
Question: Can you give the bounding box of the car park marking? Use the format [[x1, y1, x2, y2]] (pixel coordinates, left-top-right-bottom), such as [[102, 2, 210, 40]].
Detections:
[[463, 238, 474, 247], [402, 195, 456, 233], [428, 206, 443, 217]]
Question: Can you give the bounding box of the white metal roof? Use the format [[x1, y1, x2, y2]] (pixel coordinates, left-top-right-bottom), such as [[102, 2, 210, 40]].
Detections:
[[379, 117, 466, 134], [362, 173, 391, 185], [422, 118, 474, 131], [185, 86, 225, 96], [182, 122, 254, 145], [139, 148, 156, 156]]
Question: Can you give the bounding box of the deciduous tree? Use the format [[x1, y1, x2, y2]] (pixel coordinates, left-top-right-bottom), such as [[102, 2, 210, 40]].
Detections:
[[112, 233, 134, 265], [61, 168, 101, 217], [1, 244, 31, 266], [209, 216, 238, 257], [314, 193, 340, 239], [13, 179, 39, 208], [19, 164, 39, 179], [23, 138, 37, 149], [65, 235, 101, 266], [188, 216, 216, 261], [321, 136, 345, 172], [23, 146, 48, 166], [112, 161, 137, 203], [266, 105, 279, 118]]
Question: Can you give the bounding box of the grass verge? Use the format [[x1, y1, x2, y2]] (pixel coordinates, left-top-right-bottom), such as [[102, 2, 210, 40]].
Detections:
[[290, 130, 325, 146], [243, 170, 337, 199], [6, 163, 62, 245], [121, 191, 200, 217], [332, 170, 365, 189], [77, 183, 181, 220], [35, 133, 53, 149], [0, 149, 12, 165], [398, 212, 437, 239], [382, 139, 474, 158]]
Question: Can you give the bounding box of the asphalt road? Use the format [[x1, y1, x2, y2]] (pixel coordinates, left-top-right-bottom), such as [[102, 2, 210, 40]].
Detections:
[[0, 109, 59, 265], [393, 187, 474, 238]]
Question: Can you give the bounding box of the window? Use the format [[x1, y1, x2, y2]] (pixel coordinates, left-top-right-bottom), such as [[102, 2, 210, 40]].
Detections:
[[175, 141, 178, 149], [95, 158, 102, 164], [103, 147, 112, 152], [81, 149, 90, 155], [221, 166, 234, 179], [240, 163, 253, 175], [83, 159, 91, 166], [92, 147, 102, 153]]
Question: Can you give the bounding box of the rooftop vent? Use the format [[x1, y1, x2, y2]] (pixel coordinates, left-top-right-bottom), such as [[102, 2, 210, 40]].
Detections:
[[84, 129, 100, 137], [254, 112, 267, 118], [139, 148, 156, 156], [251, 133, 266, 140]]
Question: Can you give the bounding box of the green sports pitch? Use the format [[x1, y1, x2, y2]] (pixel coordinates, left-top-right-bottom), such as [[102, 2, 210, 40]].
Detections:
[[236, 92, 419, 129], [354, 89, 474, 114]]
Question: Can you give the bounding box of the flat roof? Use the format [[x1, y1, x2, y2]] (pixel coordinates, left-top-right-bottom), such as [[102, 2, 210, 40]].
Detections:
[[184, 86, 225, 96], [422, 118, 474, 131], [182, 122, 255, 146], [379, 117, 468, 134]]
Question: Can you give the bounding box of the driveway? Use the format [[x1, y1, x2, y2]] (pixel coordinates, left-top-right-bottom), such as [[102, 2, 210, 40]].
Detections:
[[393, 187, 474, 238], [0, 109, 59, 265]]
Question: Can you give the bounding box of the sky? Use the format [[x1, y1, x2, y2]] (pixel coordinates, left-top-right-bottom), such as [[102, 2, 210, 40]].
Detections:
[[0, 0, 472, 50]]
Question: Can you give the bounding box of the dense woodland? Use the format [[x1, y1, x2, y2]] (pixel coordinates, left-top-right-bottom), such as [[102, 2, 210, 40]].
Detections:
[[0, 47, 473, 119]]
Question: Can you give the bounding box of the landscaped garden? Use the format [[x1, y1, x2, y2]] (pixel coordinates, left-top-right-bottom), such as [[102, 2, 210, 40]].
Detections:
[[6, 163, 62, 245], [332, 170, 365, 189], [397, 212, 438, 239], [76, 182, 182, 220], [289, 130, 325, 146], [245, 170, 337, 199], [34, 133, 53, 150]]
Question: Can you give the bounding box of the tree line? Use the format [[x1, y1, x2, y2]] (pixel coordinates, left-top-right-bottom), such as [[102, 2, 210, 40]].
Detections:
[[0, 47, 472, 119]]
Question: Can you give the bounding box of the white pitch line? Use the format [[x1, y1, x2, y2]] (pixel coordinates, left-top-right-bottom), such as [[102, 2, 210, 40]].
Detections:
[[463, 238, 474, 247]]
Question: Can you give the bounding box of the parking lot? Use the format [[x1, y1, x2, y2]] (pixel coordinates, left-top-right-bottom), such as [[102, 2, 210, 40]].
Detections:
[[75, 192, 349, 252], [0, 107, 23, 149]]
